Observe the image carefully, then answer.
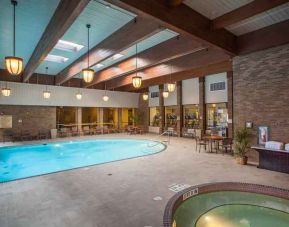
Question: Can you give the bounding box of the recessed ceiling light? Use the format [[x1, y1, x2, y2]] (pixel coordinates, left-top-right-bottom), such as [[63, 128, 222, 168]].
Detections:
[[96, 63, 104, 68], [112, 53, 124, 60], [45, 54, 69, 63], [55, 40, 84, 52]]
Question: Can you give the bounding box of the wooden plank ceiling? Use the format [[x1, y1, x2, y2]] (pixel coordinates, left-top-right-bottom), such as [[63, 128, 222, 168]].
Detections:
[[1, 0, 289, 92]]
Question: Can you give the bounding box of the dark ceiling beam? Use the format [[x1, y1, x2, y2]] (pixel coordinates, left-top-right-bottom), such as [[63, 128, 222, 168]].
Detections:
[[167, 0, 183, 7], [85, 35, 205, 88], [213, 0, 289, 30], [55, 17, 161, 85], [117, 61, 232, 91], [237, 19, 289, 55], [22, 0, 90, 82], [105, 0, 237, 55], [105, 48, 230, 90]]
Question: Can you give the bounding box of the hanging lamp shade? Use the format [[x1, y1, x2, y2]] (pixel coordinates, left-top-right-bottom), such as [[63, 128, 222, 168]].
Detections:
[[5, 56, 23, 76], [167, 83, 176, 92], [43, 67, 51, 99], [132, 75, 142, 88], [82, 24, 94, 83], [2, 87, 11, 97], [142, 93, 148, 101], [162, 90, 169, 98], [43, 90, 51, 99], [82, 68, 94, 83], [5, 0, 23, 76], [132, 43, 142, 89], [102, 95, 109, 102], [76, 92, 82, 100]]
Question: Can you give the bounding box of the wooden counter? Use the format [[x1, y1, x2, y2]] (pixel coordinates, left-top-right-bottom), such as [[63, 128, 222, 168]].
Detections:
[[252, 146, 289, 174]]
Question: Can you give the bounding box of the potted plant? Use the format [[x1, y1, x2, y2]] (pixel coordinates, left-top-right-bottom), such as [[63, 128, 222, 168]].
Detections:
[[234, 127, 251, 165]]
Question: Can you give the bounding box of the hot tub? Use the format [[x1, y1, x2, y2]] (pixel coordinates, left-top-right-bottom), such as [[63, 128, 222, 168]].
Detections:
[[164, 182, 289, 227]]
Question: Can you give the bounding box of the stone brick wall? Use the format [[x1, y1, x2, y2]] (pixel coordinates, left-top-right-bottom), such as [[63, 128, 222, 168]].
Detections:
[[233, 43, 289, 161], [0, 105, 56, 141], [137, 94, 149, 131]]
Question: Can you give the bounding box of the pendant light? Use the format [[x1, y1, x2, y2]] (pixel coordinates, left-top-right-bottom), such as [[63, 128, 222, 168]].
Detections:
[[102, 83, 109, 102], [1, 82, 11, 97], [43, 67, 51, 99], [132, 43, 142, 89], [5, 0, 23, 76], [82, 24, 94, 83], [76, 90, 82, 100], [162, 85, 169, 98], [167, 64, 176, 92], [142, 93, 148, 101]]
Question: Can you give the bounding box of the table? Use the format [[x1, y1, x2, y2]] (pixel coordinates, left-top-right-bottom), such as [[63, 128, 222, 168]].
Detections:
[[203, 135, 225, 153], [252, 146, 289, 174]]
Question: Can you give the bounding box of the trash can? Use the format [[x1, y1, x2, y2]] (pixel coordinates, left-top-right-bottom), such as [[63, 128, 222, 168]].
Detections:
[[50, 128, 57, 139]]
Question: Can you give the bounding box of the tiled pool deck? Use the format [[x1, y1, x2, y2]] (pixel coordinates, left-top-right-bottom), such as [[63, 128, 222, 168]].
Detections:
[[1, 133, 289, 227]]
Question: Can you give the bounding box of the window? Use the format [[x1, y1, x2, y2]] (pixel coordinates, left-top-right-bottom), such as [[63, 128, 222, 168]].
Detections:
[[210, 82, 226, 91], [165, 106, 177, 128], [206, 103, 228, 135], [183, 105, 199, 129], [149, 107, 160, 127], [150, 92, 159, 98]]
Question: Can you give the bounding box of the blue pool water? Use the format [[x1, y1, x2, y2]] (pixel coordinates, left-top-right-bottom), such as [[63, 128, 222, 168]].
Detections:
[[0, 139, 165, 182]]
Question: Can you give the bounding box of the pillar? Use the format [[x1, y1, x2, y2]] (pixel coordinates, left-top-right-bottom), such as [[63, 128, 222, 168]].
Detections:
[[176, 81, 183, 137], [227, 71, 234, 138], [98, 108, 104, 127], [76, 107, 82, 131], [199, 77, 206, 135], [159, 84, 165, 134], [118, 108, 122, 129]]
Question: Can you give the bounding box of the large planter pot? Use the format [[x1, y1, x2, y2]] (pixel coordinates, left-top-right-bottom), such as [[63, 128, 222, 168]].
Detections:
[[236, 156, 248, 165]]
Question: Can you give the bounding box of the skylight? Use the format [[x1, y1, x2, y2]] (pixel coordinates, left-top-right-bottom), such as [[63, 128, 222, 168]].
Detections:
[[96, 63, 104, 68], [55, 40, 84, 52], [45, 54, 69, 63], [112, 53, 124, 60]]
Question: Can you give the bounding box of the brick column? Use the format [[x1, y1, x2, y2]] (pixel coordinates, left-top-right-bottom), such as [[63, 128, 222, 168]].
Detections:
[[199, 77, 206, 134], [227, 71, 234, 138], [159, 84, 165, 134], [137, 93, 149, 131], [176, 81, 183, 137]]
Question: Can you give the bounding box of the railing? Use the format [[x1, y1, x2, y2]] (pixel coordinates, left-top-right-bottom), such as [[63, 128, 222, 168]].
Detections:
[[147, 130, 172, 147]]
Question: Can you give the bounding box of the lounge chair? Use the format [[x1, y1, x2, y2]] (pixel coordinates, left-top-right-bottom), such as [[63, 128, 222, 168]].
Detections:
[[71, 127, 80, 136], [38, 129, 48, 140], [2, 130, 13, 142], [58, 127, 69, 137]]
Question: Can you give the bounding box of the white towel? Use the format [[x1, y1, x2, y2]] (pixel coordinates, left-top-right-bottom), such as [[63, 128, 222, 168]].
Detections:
[[265, 141, 284, 150]]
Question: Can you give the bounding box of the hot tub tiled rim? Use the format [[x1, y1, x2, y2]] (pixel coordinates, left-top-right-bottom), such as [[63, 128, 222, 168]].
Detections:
[[163, 182, 289, 227]]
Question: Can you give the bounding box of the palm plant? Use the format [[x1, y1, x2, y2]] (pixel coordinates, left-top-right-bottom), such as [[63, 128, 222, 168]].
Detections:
[[234, 127, 251, 163]]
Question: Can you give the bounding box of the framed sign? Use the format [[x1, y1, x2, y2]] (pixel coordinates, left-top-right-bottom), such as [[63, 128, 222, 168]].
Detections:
[[0, 115, 12, 128], [258, 126, 269, 145]]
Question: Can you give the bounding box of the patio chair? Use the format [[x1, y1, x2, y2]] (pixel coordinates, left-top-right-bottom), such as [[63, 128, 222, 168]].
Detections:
[[21, 130, 32, 141], [94, 126, 103, 134], [71, 127, 80, 136], [103, 125, 110, 134], [2, 130, 13, 142], [58, 127, 69, 137], [195, 136, 208, 153], [220, 138, 233, 154], [182, 128, 195, 138], [38, 129, 48, 140], [82, 126, 91, 136]]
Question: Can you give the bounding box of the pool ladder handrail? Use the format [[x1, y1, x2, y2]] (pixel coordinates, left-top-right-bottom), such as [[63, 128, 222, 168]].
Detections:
[[147, 130, 172, 147]]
